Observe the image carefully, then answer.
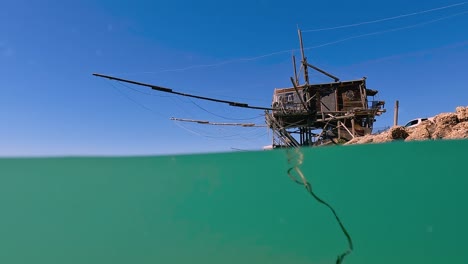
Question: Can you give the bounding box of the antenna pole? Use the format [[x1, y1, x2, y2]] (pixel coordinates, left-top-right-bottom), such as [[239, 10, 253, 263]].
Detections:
[[298, 29, 309, 85], [292, 55, 299, 86], [394, 100, 399, 126]]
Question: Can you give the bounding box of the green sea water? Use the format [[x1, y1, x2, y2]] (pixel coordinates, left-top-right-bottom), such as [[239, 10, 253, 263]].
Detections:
[[0, 140, 467, 264]]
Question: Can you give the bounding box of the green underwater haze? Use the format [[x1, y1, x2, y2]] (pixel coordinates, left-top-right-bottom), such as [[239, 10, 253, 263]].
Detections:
[[0, 140, 467, 263]]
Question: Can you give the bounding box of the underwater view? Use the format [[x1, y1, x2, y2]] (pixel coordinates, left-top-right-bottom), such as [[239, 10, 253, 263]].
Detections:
[[1, 140, 466, 264]]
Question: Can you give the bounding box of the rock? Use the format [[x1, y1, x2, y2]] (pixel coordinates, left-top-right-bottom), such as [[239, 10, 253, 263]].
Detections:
[[433, 113, 458, 126], [432, 113, 458, 139], [389, 126, 409, 140], [372, 132, 392, 143], [343, 106, 468, 145], [405, 121, 435, 141], [344, 134, 373, 145], [357, 135, 375, 144], [445, 122, 468, 139], [456, 106, 468, 122]]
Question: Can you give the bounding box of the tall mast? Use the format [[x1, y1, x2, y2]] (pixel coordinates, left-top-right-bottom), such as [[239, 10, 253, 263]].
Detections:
[[298, 29, 309, 85]]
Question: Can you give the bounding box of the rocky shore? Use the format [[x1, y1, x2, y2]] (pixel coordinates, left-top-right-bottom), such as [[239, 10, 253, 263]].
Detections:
[[345, 106, 468, 145]]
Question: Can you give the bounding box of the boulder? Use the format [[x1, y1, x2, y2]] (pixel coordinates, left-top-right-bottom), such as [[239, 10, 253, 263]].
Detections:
[[405, 121, 435, 141], [456, 106, 468, 122], [433, 113, 458, 126], [445, 122, 468, 139], [432, 113, 458, 139]]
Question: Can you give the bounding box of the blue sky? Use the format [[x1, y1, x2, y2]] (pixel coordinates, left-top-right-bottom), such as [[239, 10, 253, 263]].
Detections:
[[1, 0, 467, 156]]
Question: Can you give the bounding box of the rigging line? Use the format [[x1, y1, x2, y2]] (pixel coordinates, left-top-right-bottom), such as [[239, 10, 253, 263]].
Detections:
[[148, 49, 293, 74], [244, 131, 269, 141], [302, 10, 468, 52], [114, 10, 467, 77], [112, 49, 294, 76], [238, 129, 267, 138], [168, 96, 196, 119], [157, 86, 266, 102], [188, 98, 264, 121], [236, 133, 266, 145], [302, 1, 467, 32], [106, 81, 161, 114], [223, 129, 268, 141], [232, 128, 267, 139], [217, 127, 266, 141], [173, 121, 205, 137], [342, 39, 468, 69]]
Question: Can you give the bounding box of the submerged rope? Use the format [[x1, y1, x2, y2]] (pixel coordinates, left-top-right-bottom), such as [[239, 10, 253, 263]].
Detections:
[[286, 147, 353, 264]]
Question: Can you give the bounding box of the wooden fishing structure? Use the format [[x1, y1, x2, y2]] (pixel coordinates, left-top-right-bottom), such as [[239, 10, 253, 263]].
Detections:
[[93, 29, 386, 148], [265, 29, 385, 147]]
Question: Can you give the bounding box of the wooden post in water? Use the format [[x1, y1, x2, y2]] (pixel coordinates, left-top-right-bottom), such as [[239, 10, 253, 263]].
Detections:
[[394, 100, 399, 126]]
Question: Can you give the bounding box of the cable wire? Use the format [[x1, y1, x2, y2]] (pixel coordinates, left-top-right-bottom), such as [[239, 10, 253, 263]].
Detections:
[[106, 81, 161, 114], [303, 10, 468, 52], [286, 147, 353, 264], [114, 9, 468, 76], [188, 98, 264, 121], [302, 1, 467, 32]]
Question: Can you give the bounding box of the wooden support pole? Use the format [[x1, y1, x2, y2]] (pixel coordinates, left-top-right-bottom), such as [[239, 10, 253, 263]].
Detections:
[[339, 121, 354, 139], [290, 77, 308, 111], [298, 29, 309, 85], [299, 128, 303, 145], [306, 62, 339, 82], [292, 55, 299, 86], [338, 122, 341, 139], [394, 100, 399, 126]]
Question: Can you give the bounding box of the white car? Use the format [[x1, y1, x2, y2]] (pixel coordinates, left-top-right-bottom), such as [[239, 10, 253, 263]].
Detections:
[[404, 117, 434, 128]]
